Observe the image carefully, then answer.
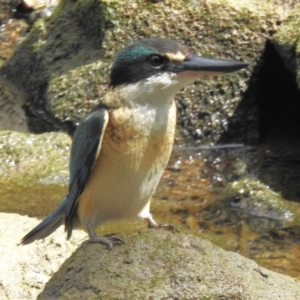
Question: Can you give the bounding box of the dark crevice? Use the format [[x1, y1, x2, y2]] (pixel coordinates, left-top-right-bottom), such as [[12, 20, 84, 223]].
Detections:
[[220, 40, 300, 202], [220, 40, 300, 145], [256, 41, 300, 143]]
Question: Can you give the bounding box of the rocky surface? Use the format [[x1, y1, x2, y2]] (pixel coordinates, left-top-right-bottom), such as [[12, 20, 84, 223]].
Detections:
[[1, 1, 300, 144], [37, 229, 300, 299], [0, 131, 70, 182], [0, 131, 70, 216], [2, 212, 300, 299], [272, 3, 300, 88], [0, 212, 85, 300], [215, 178, 295, 232], [1, 0, 293, 144]]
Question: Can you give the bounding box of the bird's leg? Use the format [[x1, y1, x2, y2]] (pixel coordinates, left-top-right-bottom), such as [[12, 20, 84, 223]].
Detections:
[[86, 222, 124, 249], [144, 214, 179, 233]]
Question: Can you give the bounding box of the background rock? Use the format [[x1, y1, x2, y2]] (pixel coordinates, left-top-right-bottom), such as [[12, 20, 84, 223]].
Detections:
[[0, 131, 70, 216], [1, 1, 300, 144], [0, 0, 287, 144]]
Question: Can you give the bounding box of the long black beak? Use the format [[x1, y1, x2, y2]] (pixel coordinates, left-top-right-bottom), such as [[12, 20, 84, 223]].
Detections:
[[176, 54, 248, 77]]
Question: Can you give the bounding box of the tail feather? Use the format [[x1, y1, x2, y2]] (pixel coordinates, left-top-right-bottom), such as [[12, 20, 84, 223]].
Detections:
[[20, 197, 67, 245]]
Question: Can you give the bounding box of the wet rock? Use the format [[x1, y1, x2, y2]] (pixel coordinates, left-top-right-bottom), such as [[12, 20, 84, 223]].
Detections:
[[202, 177, 298, 233], [0, 0, 19, 24], [0, 82, 28, 130], [0, 20, 28, 61], [153, 146, 300, 279], [227, 178, 294, 222]]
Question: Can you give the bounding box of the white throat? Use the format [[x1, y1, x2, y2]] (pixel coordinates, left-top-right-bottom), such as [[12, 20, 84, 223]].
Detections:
[[106, 72, 195, 109]]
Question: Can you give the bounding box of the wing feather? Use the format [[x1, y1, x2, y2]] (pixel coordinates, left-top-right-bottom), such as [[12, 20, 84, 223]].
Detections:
[[65, 107, 109, 238]]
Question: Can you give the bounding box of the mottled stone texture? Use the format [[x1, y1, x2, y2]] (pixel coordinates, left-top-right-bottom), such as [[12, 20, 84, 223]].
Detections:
[[0, 213, 85, 300], [37, 230, 300, 300], [0, 0, 288, 144]]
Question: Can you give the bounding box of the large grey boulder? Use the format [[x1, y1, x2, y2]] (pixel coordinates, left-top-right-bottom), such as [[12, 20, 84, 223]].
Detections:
[[37, 230, 300, 300]]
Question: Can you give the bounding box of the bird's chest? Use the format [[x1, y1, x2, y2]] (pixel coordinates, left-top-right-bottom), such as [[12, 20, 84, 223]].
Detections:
[[101, 102, 176, 169]]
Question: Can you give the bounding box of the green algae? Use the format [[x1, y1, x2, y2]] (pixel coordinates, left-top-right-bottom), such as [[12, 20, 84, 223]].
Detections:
[[0, 131, 70, 185], [226, 177, 294, 222], [273, 4, 300, 88], [0, 0, 284, 143], [274, 5, 300, 54]]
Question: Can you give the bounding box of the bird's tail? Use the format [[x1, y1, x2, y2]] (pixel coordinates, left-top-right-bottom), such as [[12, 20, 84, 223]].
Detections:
[[20, 197, 67, 245]]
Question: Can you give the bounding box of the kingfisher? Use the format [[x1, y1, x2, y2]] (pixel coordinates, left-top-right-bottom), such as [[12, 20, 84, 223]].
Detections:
[[21, 38, 247, 248]]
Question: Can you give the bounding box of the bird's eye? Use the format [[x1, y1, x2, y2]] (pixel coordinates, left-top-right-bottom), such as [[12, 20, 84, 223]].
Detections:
[[148, 55, 165, 68], [229, 196, 241, 207]]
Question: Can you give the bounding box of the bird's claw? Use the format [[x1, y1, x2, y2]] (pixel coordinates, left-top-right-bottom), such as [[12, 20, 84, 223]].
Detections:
[[159, 224, 179, 233], [149, 223, 179, 233], [86, 223, 124, 249], [144, 216, 179, 233], [104, 233, 125, 245], [87, 234, 124, 250]]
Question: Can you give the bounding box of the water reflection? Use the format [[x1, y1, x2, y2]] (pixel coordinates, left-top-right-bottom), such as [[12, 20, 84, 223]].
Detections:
[[153, 144, 300, 279]]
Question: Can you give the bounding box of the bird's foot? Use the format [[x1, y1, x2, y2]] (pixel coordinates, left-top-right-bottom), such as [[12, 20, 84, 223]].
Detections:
[[86, 223, 124, 249], [87, 234, 124, 250], [144, 216, 179, 233]]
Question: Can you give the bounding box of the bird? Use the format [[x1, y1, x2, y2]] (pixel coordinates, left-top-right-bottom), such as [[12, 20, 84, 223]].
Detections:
[[20, 38, 247, 248]]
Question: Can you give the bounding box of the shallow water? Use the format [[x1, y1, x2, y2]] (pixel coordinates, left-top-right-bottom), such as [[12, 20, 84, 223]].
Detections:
[[2, 142, 300, 279], [1, 57, 299, 282], [152, 144, 300, 279]]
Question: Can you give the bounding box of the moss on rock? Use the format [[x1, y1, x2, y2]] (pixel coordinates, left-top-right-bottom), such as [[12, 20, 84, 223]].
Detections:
[[273, 4, 300, 88], [0, 0, 288, 143], [37, 230, 300, 299]]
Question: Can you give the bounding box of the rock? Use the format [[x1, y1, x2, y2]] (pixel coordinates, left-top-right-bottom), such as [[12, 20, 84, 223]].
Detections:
[[0, 131, 70, 182], [0, 212, 85, 299], [226, 178, 293, 220], [0, 131, 71, 216], [28, 5, 57, 24], [3, 212, 300, 299], [1, 0, 292, 144], [22, 0, 59, 10], [244, 3, 300, 146], [37, 230, 300, 299], [221, 178, 295, 232], [0, 4, 28, 66], [0, 84, 28, 131], [272, 4, 300, 88]]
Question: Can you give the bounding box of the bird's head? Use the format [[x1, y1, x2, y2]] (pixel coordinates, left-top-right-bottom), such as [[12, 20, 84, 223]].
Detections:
[[108, 38, 247, 105]]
